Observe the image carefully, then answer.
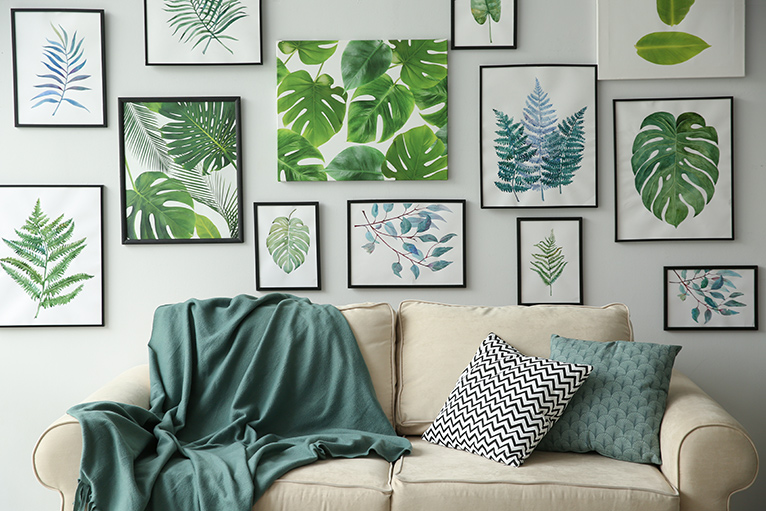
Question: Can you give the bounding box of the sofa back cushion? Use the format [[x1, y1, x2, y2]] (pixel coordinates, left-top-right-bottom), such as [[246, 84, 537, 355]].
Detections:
[[338, 302, 397, 426], [395, 300, 633, 435]]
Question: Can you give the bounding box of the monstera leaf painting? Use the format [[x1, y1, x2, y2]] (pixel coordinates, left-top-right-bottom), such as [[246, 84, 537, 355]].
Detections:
[[119, 97, 243, 243], [277, 39, 448, 182]]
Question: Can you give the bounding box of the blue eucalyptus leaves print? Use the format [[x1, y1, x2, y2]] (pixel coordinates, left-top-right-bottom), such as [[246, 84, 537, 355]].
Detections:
[[670, 269, 746, 324]]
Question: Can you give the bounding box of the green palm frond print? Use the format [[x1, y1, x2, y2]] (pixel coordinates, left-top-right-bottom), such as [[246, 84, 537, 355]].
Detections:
[[164, 0, 249, 55], [1, 199, 93, 318], [530, 229, 567, 296]]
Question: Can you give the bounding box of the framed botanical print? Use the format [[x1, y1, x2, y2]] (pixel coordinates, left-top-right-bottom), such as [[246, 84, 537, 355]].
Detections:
[[254, 202, 321, 291], [517, 217, 582, 305], [144, 0, 263, 65], [11, 9, 107, 127], [0, 185, 104, 327], [664, 266, 758, 330], [614, 96, 733, 242], [119, 97, 244, 244], [480, 65, 598, 208], [348, 200, 466, 288], [451, 0, 517, 50]]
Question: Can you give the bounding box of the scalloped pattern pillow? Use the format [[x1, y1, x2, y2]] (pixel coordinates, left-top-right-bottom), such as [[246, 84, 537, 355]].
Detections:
[[536, 335, 681, 464]]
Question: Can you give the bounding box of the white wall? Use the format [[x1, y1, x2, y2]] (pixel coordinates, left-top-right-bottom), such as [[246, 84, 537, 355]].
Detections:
[[0, 0, 763, 509]]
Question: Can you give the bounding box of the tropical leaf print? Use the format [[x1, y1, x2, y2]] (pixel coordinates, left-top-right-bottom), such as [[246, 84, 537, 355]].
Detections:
[[471, 0, 502, 43], [125, 170, 197, 240], [164, 0, 248, 55], [31, 23, 91, 116], [631, 111, 719, 228], [347, 74, 414, 144], [277, 129, 327, 181], [266, 209, 311, 274], [383, 126, 447, 180], [530, 229, 567, 296], [0, 199, 93, 319]]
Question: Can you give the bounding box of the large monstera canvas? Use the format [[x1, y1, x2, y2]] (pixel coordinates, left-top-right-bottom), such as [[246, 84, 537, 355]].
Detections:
[[277, 40, 448, 182], [119, 97, 243, 244], [480, 65, 597, 208], [144, 0, 262, 65], [11, 9, 107, 127], [0, 185, 104, 327], [614, 97, 733, 241]]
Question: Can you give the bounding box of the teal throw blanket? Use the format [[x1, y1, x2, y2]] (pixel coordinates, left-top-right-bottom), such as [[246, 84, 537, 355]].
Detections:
[[68, 294, 411, 511]]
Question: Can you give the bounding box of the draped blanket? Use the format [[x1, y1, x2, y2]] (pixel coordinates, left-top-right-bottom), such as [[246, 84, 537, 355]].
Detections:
[[68, 294, 411, 511]]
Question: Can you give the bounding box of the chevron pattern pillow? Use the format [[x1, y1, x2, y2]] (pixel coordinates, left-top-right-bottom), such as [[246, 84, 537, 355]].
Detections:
[[422, 333, 593, 467]]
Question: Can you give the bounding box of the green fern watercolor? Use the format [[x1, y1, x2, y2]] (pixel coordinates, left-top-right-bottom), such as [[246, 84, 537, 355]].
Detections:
[[530, 229, 567, 296], [0, 199, 93, 318]]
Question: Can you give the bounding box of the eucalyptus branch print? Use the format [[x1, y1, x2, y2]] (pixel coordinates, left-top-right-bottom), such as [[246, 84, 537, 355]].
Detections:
[[0, 199, 93, 319], [164, 0, 248, 55], [31, 23, 91, 115], [530, 229, 567, 296], [671, 269, 746, 324], [354, 203, 456, 280]]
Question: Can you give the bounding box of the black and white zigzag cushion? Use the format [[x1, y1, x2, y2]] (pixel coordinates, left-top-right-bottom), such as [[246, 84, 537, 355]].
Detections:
[[422, 333, 593, 467]]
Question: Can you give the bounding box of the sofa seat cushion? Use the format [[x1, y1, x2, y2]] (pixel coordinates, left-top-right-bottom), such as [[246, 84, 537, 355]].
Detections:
[[253, 456, 394, 511], [391, 438, 679, 511]]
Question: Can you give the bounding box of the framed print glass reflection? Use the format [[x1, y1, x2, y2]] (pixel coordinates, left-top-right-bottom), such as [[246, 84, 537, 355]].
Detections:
[[451, 0, 517, 50], [614, 96, 733, 242], [348, 200, 466, 288], [11, 9, 107, 127], [254, 202, 321, 291], [0, 185, 104, 327]]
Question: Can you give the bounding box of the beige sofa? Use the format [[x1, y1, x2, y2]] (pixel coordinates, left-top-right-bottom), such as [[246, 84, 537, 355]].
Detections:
[[34, 300, 759, 511]]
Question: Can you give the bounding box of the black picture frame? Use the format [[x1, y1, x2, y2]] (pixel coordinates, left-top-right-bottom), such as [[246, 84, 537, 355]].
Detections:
[[613, 96, 734, 242], [451, 0, 517, 50], [11, 8, 107, 127], [480, 64, 598, 209], [254, 202, 321, 291], [664, 266, 758, 331], [517, 217, 583, 305], [144, 0, 263, 65], [347, 199, 466, 288], [0, 185, 104, 327], [118, 96, 244, 244]]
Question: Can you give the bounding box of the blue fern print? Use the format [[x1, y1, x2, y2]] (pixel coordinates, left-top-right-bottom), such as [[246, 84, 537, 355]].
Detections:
[[493, 109, 537, 201], [31, 24, 91, 116], [541, 106, 587, 192], [522, 78, 558, 200]]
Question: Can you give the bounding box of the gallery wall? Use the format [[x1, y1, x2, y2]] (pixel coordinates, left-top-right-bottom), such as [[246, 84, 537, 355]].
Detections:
[[0, 0, 763, 509]]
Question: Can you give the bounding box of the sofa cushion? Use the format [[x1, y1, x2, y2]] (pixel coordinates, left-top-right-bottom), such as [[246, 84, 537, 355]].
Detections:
[[338, 302, 397, 425], [537, 335, 681, 464], [396, 301, 633, 435], [422, 333, 592, 466], [391, 438, 679, 511]]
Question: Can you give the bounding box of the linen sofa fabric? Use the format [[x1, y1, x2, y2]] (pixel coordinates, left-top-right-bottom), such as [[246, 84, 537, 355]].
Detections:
[[422, 333, 592, 466], [537, 335, 681, 464], [396, 300, 633, 435]]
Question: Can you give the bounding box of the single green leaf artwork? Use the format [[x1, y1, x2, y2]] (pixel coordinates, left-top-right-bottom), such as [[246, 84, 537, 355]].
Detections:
[[471, 0, 502, 43], [530, 229, 567, 296], [0, 199, 93, 319], [656, 0, 696, 26], [163, 0, 248, 55], [266, 209, 311, 274], [635, 31, 710, 65]]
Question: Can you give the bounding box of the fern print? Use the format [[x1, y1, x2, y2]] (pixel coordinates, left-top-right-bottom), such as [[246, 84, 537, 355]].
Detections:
[[31, 23, 91, 116], [530, 229, 567, 296], [0, 199, 93, 319], [522, 78, 558, 200], [493, 109, 536, 200], [164, 0, 248, 55], [541, 107, 587, 192]]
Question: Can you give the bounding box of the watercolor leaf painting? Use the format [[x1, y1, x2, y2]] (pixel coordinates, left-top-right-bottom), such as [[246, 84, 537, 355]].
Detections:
[[671, 268, 746, 324], [266, 209, 311, 274], [470, 0, 502, 43], [530, 229, 567, 296], [635, 0, 710, 65], [163, 0, 248, 55]]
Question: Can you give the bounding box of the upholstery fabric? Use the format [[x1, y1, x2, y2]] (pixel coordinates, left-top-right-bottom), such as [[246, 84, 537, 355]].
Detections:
[[422, 333, 592, 466], [537, 335, 681, 464]]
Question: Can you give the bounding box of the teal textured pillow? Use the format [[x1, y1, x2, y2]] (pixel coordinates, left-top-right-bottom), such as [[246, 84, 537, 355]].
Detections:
[[536, 336, 681, 464]]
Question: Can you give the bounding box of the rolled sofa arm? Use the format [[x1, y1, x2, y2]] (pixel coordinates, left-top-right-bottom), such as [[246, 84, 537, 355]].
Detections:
[[660, 370, 759, 511], [33, 365, 151, 511]]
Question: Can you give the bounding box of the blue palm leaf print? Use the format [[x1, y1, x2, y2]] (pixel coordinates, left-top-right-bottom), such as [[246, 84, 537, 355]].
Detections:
[[31, 23, 91, 116]]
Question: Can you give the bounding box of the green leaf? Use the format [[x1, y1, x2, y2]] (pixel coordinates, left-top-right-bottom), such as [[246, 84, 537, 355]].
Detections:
[[530, 229, 568, 296], [125, 171, 196, 240], [471, 0, 502, 24], [384, 126, 448, 180], [266, 209, 311, 274], [635, 31, 710, 65], [411, 77, 448, 128], [123, 102, 177, 173], [194, 214, 221, 239], [164, 0, 248, 55], [325, 146, 386, 181], [631, 111, 720, 228], [278, 70, 347, 147], [389, 39, 448, 90], [277, 57, 289, 85], [429, 260, 453, 271], [277, 129, 327, 181], [432, 246, 453, 258], [278, 40, 338, 65], [392, 261, 403, 277], [347, 74, 415, 144], [656, 0, 696, 26], [341, 40, 393, 90]]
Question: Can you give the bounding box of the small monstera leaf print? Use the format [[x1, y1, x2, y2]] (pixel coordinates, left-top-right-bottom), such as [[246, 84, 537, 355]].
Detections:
[[266, 209, 310, 274], [631, 111, 719, 228]]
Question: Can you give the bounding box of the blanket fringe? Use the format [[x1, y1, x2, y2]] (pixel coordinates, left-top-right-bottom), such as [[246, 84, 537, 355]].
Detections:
[[73, 479, 98, 511]]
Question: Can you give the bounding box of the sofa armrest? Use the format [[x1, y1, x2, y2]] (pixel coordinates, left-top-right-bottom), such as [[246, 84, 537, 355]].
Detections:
[[660, 370, 759, 511], [33, 364, 151, 511]]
